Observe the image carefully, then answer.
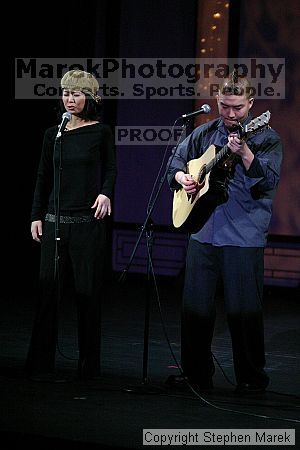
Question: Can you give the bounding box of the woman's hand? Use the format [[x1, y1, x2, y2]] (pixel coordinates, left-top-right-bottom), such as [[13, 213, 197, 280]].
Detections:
[[31, 220, 43, 242], [91, 194, 111, 219]]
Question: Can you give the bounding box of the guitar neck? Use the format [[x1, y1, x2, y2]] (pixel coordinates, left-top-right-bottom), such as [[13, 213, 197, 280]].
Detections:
[[206, 144, 230, 173], [203, 112, 270, 175]]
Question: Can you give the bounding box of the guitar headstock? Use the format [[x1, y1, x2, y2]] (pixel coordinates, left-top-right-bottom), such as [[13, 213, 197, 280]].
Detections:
[[238, 111, 271, 138]]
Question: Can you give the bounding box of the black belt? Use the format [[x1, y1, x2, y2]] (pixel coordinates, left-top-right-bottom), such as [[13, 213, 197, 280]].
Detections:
[[45, 213, 95, 224]]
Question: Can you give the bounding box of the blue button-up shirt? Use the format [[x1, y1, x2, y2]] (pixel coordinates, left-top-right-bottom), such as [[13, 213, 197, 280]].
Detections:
[[167, 115, 283, 247]]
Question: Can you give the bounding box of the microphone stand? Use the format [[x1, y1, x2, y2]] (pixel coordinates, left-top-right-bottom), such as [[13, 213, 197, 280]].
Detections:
[[142, 217, 154, 384], [52, 130, 70, 361], [53, 135, 63, 281], [53, 114, 71, 281], [121, 117, 191, 394]]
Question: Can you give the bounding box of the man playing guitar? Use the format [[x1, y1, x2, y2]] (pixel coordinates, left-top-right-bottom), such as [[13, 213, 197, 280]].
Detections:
[[166, 70, 283, 394]]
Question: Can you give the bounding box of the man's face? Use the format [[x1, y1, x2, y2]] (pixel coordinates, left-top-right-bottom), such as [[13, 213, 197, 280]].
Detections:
[[216, 93, 254, 131]]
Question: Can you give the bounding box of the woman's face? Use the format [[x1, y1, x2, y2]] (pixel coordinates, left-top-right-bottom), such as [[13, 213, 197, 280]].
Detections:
[[62, 89, 86, 114]]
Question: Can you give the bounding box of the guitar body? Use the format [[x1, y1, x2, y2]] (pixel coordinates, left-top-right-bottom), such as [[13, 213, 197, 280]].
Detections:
[[172, 144, 216, 229]]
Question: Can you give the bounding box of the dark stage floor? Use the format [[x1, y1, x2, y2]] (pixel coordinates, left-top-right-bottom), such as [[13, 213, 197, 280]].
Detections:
[[0, 274, 299, 449]]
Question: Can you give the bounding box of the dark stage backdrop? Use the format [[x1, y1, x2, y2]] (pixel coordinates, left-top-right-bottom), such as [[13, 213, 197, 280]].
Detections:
[[239, 0, 300, 237], [109, 0, 300, 237], [112, 0, 300, 237], [113, 1, 198, 226], [10, 0, 299, 291], [110, 0, 299, 284]]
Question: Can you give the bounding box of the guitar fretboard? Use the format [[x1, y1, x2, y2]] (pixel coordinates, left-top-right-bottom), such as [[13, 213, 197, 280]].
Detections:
[[200, 110, 270, 178], [206, 145, 230, 173]]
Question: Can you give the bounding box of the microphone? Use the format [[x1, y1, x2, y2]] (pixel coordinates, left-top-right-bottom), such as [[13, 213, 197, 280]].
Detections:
[[56, 112, 72, 139], [181, 104, 211, 119]]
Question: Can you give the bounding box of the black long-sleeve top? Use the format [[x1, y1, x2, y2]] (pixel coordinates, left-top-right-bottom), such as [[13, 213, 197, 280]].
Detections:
[[31, 123, 117, 221]]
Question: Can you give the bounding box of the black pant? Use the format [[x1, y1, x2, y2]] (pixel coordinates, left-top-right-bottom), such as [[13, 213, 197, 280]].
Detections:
[[26, 219, 107, 378], [181, 239, 269, 387]]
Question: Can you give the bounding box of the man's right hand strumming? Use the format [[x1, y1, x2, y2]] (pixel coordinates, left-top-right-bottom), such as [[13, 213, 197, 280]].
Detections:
[[175, 171, 198, 194]]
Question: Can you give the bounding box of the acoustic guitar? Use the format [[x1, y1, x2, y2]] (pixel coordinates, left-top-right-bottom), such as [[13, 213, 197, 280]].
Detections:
[[172, 111, 271, 232]]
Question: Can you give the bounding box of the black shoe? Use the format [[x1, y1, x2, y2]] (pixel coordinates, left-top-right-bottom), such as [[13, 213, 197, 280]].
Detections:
[[28, 373, 67, 383], [166, 374, 213, 391], [235, 382, 267, 395]]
